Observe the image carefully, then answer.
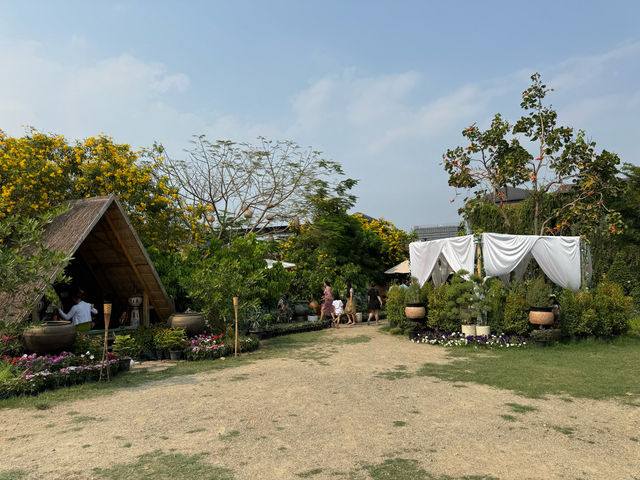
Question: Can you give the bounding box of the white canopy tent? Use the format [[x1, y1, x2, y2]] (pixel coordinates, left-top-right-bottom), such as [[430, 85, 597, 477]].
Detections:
[[265, 259, 296, 270], [409, 233, 586, 291], [409, 235, 475, 287]]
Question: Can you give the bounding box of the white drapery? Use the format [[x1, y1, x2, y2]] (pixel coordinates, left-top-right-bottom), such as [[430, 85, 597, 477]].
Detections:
[[409, 235, 475, 286], [482, 233, 582, 290]]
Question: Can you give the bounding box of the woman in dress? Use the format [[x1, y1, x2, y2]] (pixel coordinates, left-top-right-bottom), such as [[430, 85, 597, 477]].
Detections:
[[320, 281, 334, 322], [344, 281, 356, 325], [366, 282, 383, 325]]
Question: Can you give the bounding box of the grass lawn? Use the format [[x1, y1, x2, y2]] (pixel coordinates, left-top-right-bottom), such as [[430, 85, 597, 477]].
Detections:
[[418, 335, 640, 402]]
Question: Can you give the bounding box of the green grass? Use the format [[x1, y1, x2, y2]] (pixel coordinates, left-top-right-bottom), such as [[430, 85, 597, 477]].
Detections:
[[296, 468, 324, 477], [500, 414, 517, 422], [218, 430, 240, 441], [93, 450, 233, 480], [630, 437, 638, 442], [375, 364, 413, 381], [505, 403, 538, 414], [186, 428, 206, 434], [358, 457, 499, 480], [552, 426, 575, 436], [71, 415, 101, 424], [0, 470, 27, 480], [393, 420, 407, 427], [122, 442, 132, 448], [417, 336, 640, 401]]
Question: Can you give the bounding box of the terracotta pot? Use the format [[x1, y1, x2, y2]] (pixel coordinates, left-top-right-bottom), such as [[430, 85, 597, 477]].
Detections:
[[529, 308, 554, 326], [23, 321, 77, 355], [405, 304, 426, 320], [309, 301, 321, 315], [461, 324, 476, 336], [169, 313, 206, 336]]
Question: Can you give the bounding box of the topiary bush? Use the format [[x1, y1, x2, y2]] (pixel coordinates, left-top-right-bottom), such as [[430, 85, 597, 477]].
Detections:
[[426, 272, 475, 332], [503, 284, 530, 336], [480, 278, 508, 333], [386, 286, 407, 328]]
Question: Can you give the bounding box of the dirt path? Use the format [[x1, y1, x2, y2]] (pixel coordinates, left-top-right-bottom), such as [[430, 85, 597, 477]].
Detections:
[[1, 325, 639, 479]]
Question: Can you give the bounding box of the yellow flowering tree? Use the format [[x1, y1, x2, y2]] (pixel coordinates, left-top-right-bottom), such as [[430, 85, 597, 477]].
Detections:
[[0, 128, 200, 253], [353, 215, 415, 269]]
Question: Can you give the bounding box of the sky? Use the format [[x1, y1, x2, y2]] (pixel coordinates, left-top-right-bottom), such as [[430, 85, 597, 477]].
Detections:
[[1, 1, 639, 231]]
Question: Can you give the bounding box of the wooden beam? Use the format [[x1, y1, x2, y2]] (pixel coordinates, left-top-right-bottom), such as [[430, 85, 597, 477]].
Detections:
[[143, 291, 150, 326], [103, 213, 148, 298]]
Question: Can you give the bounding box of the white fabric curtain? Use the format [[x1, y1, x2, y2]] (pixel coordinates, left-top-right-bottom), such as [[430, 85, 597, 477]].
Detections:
[[483, 233, 582, 290], [409, 235, 475, 286]]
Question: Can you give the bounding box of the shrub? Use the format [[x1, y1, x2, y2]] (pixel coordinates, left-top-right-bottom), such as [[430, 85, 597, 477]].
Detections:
[[526, 278, 553, 308], [503, 285, 530, 335], [386, 287, 407, 328], [389, 327, 403, 335], [155, 328, 187, 351], [559, 281, 632, 337], [405, 279, 421, 304], [480, 278, 507, 333], [112, 334, 140, 358], [427, 271, 476, 331], [427, 283, 454, 332], [71, 334, 103, 358], [132, 325, 157, 354]]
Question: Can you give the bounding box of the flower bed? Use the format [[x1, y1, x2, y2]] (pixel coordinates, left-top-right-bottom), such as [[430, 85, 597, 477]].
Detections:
[[184, 334, 259, 361], [412, 331, 531, 348], [0, 351, 120, 400]]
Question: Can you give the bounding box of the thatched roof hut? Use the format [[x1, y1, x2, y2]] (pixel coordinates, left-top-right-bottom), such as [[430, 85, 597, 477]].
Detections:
[[0, 195, 174, 325]]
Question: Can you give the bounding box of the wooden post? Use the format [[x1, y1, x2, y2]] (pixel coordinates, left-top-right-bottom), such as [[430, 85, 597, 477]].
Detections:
[[233, 297, 239, 357], [142, 291, 150, 326], [476, 244, 482, 277], [99, 301, 112, 381]]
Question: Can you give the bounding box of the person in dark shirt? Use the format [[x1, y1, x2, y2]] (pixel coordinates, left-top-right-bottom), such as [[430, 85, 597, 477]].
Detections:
[[366, 282, 383, 325]]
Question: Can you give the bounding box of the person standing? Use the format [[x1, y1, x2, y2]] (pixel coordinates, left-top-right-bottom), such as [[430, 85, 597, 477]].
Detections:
[[320, 281, 334, 322], [366, 282, 383, 325], [344, 281, 356, 325], [58, 290, 97, 332], [332, 296, 344, 328]]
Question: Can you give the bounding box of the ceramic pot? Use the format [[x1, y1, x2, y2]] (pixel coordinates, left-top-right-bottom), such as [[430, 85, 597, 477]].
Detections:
[[23, 321, 77, 355], [529, 308, 554, 326], [461, 324, 476, 336], [405, 304, 426, 320], [169, 313, 206, 336], [475, 325, 490, 336]]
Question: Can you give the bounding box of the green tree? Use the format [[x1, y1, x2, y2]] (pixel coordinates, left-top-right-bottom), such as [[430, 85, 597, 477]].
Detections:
[[444, 73, 623, 236]]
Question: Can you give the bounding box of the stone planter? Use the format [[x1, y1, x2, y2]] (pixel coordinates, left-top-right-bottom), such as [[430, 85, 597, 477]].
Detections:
[[307, 315, 318, 322], [461, 324, 476, 336], [529, 308, 554, 326], [475, 325, 490, 336], [118, 357, 131, 372], [169, 350, 182, 361], [405, 303, 426, 320], [169, 313, 206, 336], [356, 312, 362, 323], [23, 321, 77, 355]]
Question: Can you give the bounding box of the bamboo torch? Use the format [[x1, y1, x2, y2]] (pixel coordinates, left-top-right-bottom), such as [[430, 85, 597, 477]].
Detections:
[[233, 297, 239, 357]]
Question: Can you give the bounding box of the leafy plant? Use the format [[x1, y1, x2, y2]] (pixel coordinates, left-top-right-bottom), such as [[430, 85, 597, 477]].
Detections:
[[386, 286, 407, 328], [155, 328, 187, 351], [526, 278, 553, 308], [405, 279, 422, 304], [503, 284, 530, 335], [112, 335, 140, 358]]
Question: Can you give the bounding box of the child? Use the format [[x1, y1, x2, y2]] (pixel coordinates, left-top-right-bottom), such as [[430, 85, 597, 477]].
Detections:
[[332, 296, 344, 328]]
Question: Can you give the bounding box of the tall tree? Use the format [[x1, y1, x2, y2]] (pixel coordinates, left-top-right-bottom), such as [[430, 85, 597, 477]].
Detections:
[[443, 73, 623, 236], [156, 136, 347, 240]]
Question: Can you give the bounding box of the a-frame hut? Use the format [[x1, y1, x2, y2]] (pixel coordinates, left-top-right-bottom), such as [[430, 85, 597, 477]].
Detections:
[[0, 195, 174, 326]]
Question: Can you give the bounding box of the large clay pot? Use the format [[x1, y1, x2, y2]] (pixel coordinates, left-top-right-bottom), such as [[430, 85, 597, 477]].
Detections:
[[293, 303, 309, 317], [405, 303, 426, 320], [475, 325, 491, 337], [529, 308, 554, 326], [23, 321, 77, 355], [169, 313, 206, 336]]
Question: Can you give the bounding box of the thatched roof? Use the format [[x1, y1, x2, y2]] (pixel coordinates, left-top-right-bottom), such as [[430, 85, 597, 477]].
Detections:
[[0, 195, 174, 323]]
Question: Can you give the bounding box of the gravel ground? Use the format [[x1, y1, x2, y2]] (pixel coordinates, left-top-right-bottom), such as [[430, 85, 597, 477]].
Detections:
[[1, 324, 639, 479]]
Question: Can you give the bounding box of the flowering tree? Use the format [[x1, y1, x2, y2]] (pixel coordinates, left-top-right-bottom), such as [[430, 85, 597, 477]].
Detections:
[[443, 73, 622, 236], [0, 128, 198, 253], [354, 215, 415, 268]]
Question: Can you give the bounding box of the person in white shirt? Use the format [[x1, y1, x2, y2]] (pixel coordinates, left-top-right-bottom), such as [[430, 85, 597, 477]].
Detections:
[[58, 291, 97, 332], [332, 296, 344, 328]]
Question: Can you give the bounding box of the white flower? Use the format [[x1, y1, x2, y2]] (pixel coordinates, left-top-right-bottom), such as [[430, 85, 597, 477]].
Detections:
[[89, 355, 95, 360]]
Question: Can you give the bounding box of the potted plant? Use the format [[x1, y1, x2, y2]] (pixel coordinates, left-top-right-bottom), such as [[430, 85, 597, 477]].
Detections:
[[449, 271, 477, 336], [472, 275, 490, 336], [156, 328, 187, 360], [526, 278, 554, 327], [405, 278, 426, 320], [112, 334, 138, 371]]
